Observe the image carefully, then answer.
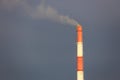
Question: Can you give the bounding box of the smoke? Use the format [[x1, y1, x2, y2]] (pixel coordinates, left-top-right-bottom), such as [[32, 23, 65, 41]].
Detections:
[[28, 3, 78, 26], [0, 0, 78, 26]]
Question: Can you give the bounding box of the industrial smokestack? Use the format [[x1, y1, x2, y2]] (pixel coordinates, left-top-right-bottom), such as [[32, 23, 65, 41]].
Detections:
[[77, 24, 84, 80], [1, 0, 84, 79]]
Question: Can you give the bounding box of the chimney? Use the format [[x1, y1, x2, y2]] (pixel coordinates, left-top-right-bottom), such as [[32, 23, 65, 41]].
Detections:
[[77, 24, 84, 80]]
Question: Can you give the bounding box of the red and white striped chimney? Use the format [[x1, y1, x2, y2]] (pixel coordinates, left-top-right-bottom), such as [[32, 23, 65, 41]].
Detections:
[[77, 24, 84, 80]]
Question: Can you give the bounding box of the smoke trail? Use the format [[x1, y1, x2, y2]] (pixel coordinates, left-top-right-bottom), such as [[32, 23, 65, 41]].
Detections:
[[0, 0, 79, 26], [28, 3, 78, 26]]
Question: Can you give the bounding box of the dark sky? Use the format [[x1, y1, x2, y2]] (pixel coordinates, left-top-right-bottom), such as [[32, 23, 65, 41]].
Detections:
[[0, 0, 120, 80]]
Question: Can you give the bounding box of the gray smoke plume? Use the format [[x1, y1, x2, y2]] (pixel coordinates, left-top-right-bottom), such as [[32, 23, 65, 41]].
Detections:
[[0, 0, 79, 26]]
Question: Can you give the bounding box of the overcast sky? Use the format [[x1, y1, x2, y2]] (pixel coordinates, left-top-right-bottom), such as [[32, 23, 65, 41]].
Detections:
[[0, 0, 120, 80]]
